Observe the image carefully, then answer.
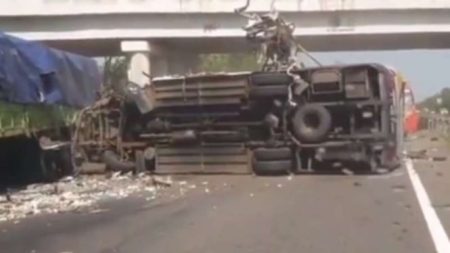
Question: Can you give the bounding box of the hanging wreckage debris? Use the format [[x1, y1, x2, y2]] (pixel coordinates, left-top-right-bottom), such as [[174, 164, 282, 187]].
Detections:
[[235, 0, 321, 71], [71, 0, 404, 176]]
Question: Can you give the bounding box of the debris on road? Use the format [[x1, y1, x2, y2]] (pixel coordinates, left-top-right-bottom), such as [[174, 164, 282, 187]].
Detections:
[[430, 156, 447, 162], [353, 181, 362, 187], [407, 149, 427, 159], [0, 173, 167, 222], [342, 168, 354, 175], [407, 149, 447, 161], [391, 185, 406, 192], [153, 176, 173, 187]]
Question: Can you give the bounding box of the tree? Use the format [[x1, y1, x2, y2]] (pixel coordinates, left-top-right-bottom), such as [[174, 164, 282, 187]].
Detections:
[[103, 56, 128, 91], [419, 87, 450, 112]]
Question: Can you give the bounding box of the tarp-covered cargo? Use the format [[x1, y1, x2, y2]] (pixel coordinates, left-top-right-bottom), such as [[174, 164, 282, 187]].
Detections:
[[0, 32, 100, 108]]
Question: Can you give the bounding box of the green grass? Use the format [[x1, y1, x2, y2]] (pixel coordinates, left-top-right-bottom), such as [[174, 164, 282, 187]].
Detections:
[[0, 101, 77, 137]]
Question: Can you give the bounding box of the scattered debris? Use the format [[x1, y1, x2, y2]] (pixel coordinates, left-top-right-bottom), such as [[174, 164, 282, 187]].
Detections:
[[249, 193, 254, 198], [407, 149, 427, 159], [88, 208, 108, 214], [342, 168, 354, 175], [5, 192, 11, 202], [153, 176, 173, 187], [431, 156, 447, 162], [204, 188, 210, 194], [277, 184, 283, 188], [353, 181, 362, 187], [0, 173, 163, 222], [287, 175, 293, 181], [430, 137, 439, 141], [407, 149, 447, 161], [392, 185, 405, 192]]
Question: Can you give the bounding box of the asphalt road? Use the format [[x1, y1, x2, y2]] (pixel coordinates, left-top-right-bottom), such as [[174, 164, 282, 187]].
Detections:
[[1, 134, 449, 253], [0, 173, 439, 253]]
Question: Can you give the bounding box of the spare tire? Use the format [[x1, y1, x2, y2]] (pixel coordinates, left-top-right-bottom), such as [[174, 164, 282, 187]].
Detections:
[[292, 104, 332, 143]]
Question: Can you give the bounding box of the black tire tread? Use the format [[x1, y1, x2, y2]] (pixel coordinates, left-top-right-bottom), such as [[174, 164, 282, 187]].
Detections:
[[253, 147, 292, 161], [292, 104, 332, 143], [253, 160, 291, 175]]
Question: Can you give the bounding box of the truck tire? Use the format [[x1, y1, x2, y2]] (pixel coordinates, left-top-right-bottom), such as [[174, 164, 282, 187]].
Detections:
[[40, 148, 73, 182], [102, 150, 135, 172], [292, 104, 332, 143], [253, 160, 291, 175], [251, 72, 292, 86], [253, 147, 292, 161]]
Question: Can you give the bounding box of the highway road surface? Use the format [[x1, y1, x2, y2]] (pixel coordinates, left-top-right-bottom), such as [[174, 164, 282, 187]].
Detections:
[[1, 134, 449, 253]]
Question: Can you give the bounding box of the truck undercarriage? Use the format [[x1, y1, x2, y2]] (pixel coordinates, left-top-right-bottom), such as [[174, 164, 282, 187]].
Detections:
[[73, 64, 401, 175]]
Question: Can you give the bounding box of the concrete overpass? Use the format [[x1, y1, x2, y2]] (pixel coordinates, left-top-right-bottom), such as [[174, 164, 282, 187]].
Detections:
[[4, 0, 450, 55], [3, 0, 450, 77]]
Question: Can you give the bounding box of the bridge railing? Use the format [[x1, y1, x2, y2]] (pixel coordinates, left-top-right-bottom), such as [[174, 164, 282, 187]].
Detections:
[[3, 0, 450, 16]]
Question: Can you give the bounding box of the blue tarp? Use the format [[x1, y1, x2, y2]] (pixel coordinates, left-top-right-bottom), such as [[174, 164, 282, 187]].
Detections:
[[0, 32, 101, 108]]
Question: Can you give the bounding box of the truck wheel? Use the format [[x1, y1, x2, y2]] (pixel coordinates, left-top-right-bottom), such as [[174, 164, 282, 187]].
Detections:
[[135, 149, 155, 173], [102, 150, 135, 172], [253, 160, 292, 175], [292, 104, 332, 143], [253, 147, 292, 161], [251, 72, 292, 86], [40, 148, 72, 182], [135, 150, 146, 174]]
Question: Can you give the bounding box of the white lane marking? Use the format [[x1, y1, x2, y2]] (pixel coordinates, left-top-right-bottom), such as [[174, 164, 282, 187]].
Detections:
[[405, 159, 450, 253]]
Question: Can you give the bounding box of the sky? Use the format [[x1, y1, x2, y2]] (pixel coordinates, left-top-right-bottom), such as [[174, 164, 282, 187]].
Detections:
[[309, 50, 450, 102]]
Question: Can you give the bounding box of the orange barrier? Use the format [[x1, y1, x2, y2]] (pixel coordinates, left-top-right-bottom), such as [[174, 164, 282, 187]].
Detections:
[[392, 70, 420, 134]]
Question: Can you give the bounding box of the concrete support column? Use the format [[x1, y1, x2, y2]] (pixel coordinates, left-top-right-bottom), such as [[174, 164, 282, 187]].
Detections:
[[121, 40, 200, 78], [120, 40, 151, 88]]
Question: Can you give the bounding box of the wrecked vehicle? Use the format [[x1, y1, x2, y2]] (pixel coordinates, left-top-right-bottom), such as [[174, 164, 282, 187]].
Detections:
[[72, 1, 404, 175], [0, 32, 101, 184], [74, 65, 404, 174]]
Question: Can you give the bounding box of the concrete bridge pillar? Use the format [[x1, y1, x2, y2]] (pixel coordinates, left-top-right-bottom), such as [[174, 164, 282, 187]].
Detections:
[[121, 40, 200, 78], [120, 40, 151, 87]]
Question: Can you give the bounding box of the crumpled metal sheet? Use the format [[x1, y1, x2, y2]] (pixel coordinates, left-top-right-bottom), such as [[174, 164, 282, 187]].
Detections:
[[0, 173, 170, 222]]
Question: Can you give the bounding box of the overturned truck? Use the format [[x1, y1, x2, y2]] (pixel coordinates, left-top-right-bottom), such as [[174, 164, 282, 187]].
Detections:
[[73, 2, 404, 175], [75, 64, 404, 175]]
